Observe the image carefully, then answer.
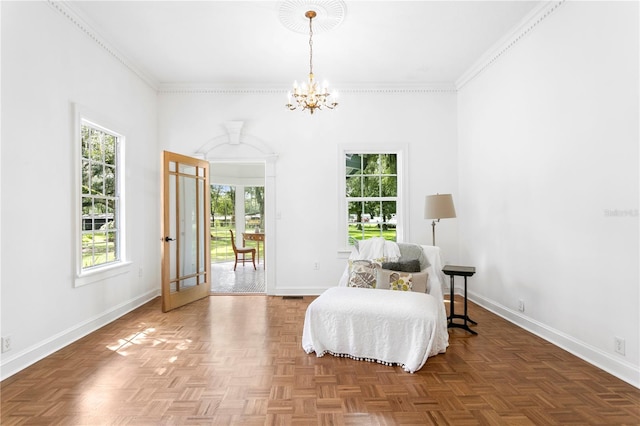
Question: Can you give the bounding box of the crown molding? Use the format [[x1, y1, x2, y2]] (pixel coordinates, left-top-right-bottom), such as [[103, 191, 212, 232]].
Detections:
[[456, 0, 566, 90], [47, 1, 159, 90], [158, 82, 457, 95]]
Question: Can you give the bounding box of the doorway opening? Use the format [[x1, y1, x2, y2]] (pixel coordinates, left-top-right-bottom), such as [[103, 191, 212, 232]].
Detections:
[[209, 162, 266, 294]]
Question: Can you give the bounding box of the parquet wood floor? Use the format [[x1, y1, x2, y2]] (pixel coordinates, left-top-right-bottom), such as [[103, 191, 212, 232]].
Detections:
[[2, 295, 639, 425]]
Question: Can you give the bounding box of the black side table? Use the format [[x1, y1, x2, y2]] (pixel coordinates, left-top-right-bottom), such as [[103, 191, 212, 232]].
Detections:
[[442, 265, 477, 335]]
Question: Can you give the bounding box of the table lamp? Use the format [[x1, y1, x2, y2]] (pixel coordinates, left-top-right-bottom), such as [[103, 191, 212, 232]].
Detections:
[[424, 194, 456, 246]]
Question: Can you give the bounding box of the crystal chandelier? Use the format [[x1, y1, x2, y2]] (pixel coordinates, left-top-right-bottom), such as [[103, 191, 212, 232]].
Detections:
[[286, 10, 338, 114]]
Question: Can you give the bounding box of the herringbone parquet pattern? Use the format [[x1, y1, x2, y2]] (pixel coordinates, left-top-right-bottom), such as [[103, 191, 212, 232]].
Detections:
[[2, 295, 639, 425]]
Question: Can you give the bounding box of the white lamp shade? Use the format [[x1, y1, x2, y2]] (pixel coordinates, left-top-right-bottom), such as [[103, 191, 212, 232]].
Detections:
[[424, 194, 456, 220]]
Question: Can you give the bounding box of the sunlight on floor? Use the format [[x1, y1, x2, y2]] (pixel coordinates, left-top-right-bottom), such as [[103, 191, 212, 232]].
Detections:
[[106, 327, 161, 356]]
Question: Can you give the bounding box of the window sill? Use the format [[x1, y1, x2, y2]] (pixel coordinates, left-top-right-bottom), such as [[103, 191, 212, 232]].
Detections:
[[75, 261, 133, 288], [337, 248, 353, 259]]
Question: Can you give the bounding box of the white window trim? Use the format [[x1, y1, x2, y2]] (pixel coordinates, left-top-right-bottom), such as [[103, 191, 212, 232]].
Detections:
[[337, 144, 409, 256], [73, 104, 130, 287]]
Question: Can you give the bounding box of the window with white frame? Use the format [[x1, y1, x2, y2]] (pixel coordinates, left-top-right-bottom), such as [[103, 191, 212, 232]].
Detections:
[[79, 119, 123, 271], [344, 152, 402, 246]]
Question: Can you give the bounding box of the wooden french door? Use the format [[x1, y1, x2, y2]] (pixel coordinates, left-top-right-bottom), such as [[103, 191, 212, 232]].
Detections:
[[161, 151, 211, 312]]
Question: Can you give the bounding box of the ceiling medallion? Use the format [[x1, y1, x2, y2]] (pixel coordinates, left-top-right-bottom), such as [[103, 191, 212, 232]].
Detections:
[[278, 0, 346, 34]]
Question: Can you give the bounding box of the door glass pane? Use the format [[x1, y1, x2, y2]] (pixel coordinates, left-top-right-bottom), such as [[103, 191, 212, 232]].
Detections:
[[179, 163, 196, 175], [179, 174, 198, 289], [198, 178, 205, 274], [169, 172, 177, 284], [181, 277, 197, 288]]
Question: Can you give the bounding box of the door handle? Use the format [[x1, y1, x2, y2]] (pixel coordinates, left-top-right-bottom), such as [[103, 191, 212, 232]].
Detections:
[[164, 236, 175, 242]]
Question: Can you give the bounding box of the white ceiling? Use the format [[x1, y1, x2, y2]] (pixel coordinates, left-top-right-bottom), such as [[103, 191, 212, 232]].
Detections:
[[66, 1, 541, 89]]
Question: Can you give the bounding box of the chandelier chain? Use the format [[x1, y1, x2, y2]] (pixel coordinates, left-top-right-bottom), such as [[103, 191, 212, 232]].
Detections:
[[308, 14, 313, 76]]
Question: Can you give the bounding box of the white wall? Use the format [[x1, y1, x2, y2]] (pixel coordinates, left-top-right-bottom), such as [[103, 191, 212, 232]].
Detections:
[[1, 0, 636, 390], [158, 89, 459, 293], [0, 2, 160, 379], [457, 1, 639, 386]]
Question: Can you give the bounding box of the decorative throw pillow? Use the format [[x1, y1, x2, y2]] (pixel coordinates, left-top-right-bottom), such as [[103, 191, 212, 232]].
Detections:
[[389, 272, 413, 291], [347, 260, 379, 289], [381, 258, 421, 273], [397, 243, 430, 270]]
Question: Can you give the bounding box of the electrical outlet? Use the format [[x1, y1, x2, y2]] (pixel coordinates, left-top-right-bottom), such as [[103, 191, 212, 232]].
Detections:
[[518, 300, 525, 312], [313, 262, 320, 270], [614, 337, 626, 355], [1, 336, 12, 353]]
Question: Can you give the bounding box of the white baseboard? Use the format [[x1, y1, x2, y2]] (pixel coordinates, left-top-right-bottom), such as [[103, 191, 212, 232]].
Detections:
[[467, 290, 640, 389], [0, 289, 160, 381], [272, 288, 326, 297]]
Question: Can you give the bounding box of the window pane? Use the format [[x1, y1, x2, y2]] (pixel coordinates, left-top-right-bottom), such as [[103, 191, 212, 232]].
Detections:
[[107, 231, 117, 262], [80, 122, 121, 270], [82, 233, 91, 267], [348, 201, 363, 222], [363, 176, 380, 197], [381, 201, 396, 224], [381, 176, 397, 197], [90, 129, 103, 162], [94, 231, 107, 263], [348, 223, 364, 242], [344, 152, 398, 246], [346, 154, 362, 175], [91, 164, 104, 195], [382, 227, 397, 242], [364, 201, 379, 222], [380, 153, 397, 174], [104, 165, 115, 197], [105, 199, 114, 229], [346, 176, 361, 197], [81, 127, 90, 158], [82, 160, 91, 194], [104, 135, 116, 166], [362, 154, 380, 174]]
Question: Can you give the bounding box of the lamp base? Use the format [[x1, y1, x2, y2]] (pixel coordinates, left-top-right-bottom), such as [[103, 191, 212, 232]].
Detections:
[[431, 219, 439, 246]]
